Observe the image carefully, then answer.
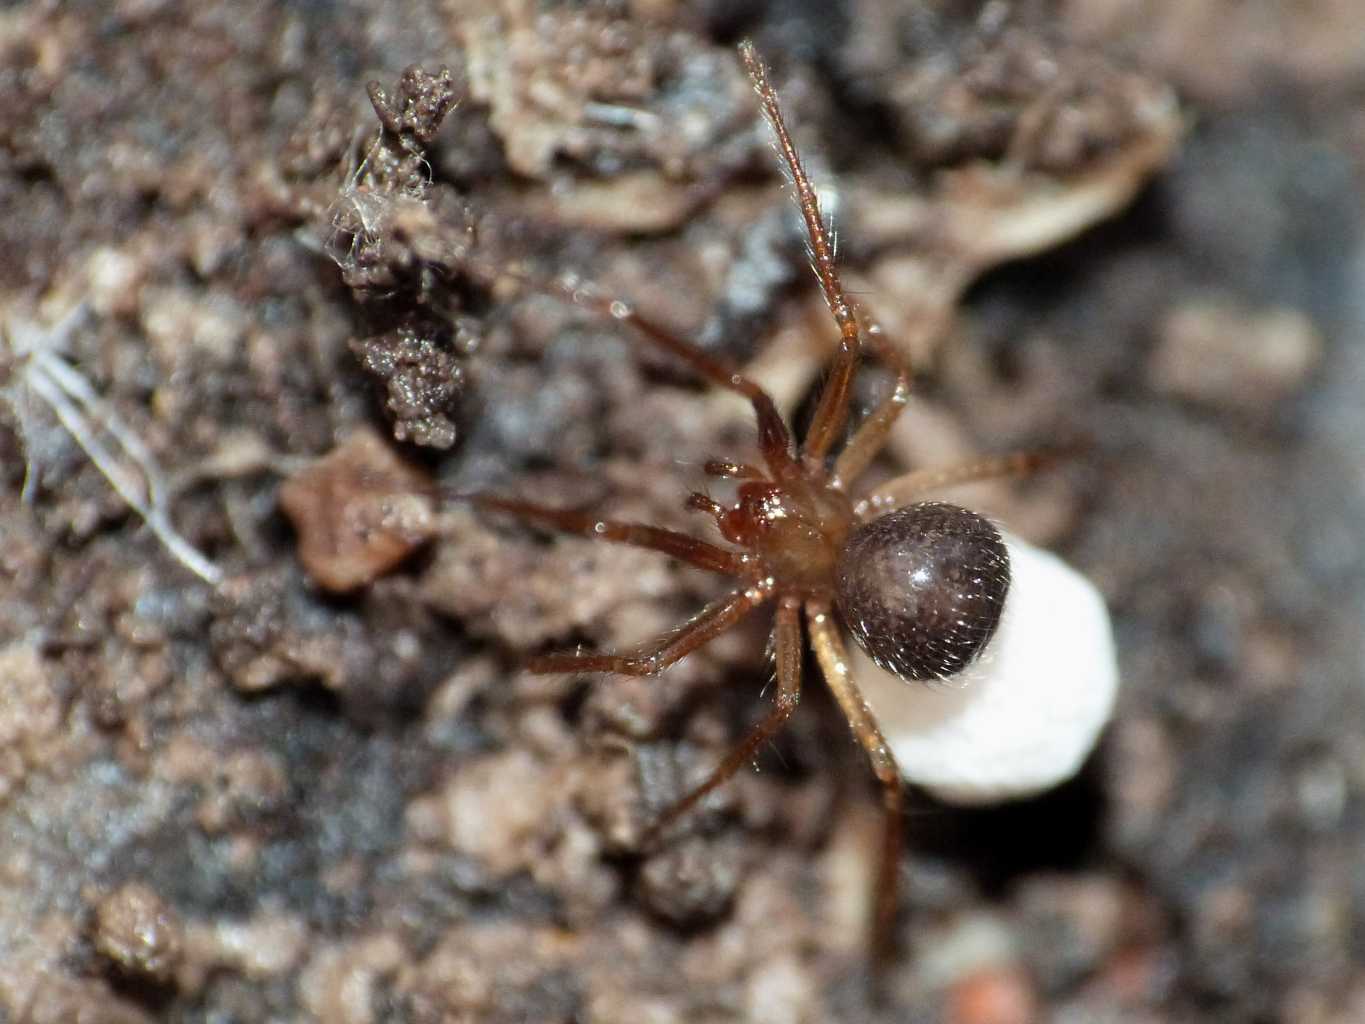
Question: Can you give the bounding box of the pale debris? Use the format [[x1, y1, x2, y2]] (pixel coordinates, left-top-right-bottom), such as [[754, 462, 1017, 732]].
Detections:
[[1, 299, 223, 586], [851, 533, 1119, 805]]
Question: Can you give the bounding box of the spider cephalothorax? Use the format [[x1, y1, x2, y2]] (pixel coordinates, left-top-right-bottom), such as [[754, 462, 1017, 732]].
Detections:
[[477, 42, 1046, 962]]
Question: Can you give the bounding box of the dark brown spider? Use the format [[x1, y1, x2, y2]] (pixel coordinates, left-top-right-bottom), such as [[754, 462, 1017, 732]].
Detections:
[[478, 43, 1044, 962]]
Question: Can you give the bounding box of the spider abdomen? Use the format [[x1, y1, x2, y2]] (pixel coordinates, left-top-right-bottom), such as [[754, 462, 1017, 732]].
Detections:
[[835, 502, 1010, 682]]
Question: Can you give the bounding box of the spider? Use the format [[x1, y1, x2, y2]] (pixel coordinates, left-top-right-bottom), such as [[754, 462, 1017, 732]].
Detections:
[[477, 42, 1045, 962]]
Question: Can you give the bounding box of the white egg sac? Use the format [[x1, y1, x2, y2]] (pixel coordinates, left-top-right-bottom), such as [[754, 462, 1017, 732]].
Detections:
[[849, 533, 1119, 805]]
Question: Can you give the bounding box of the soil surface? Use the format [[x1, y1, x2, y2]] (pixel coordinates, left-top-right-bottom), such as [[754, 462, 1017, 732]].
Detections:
[[2, 1, 1364, 1022]]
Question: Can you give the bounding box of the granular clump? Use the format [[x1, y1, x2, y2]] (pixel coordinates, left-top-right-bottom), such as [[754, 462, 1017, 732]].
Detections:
[[350, 319, 475, 450], [326, 65, 484, 449], [366, 65, 460, 189]]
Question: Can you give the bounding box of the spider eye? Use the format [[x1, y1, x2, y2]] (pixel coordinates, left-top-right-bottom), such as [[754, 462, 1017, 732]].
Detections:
[[835, 502, 1010, 682]]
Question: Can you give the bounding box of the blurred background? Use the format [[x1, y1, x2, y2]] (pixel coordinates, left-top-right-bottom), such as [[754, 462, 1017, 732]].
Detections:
[[2, 1, 1363, 1021]]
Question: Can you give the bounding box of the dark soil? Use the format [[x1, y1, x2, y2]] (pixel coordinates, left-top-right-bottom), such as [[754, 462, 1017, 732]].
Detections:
[[2, 2, 1364, 1022]]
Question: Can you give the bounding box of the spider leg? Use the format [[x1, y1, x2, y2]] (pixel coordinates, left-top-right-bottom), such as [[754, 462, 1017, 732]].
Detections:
[[528, 583, 772, 676], [829, 316, 913, 491], [854, 450, 1056, 520], [740, 43, 861, 467], [476, 495, 749, 576], [551, 283, 798, 479], [643, 597, 802, 844], [806, 602, 905, 968]]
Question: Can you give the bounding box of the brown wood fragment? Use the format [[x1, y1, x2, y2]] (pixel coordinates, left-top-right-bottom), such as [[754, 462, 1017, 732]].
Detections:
[[279, 427, 435, 592]]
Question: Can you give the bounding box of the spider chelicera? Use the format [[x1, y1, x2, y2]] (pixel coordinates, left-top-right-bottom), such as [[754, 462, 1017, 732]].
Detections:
[[477, 42, 1044, 961]]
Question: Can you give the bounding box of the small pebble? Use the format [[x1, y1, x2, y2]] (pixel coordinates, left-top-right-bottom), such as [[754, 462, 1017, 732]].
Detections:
[[945, 964, 1038, 1024], [1148, 297, 1322, 411], [637, 834, 740, 927], [92, 882, 183, 984]]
